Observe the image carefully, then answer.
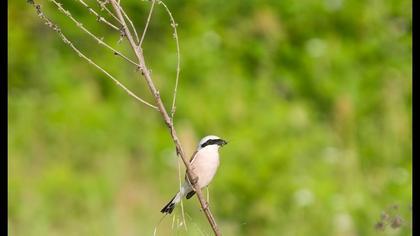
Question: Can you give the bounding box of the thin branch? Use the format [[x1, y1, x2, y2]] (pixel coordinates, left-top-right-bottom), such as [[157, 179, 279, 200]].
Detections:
[[114, 1, 140, 44], [138, 0, 156, 49], [158, 1, 181, 120], [109, 1, 221, 235], [97, 0, 124, 25], [77, 0, 120, 31], [49, 0, 140, 67], [177, 157, 188, 231], [28, 0, 158, 110]]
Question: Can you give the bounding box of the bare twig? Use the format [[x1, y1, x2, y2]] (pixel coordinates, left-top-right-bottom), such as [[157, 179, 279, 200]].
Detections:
[[158, 1, 181, 120], [77, 0, 120, 31], [109, 1, 221, 235], [28, 0, 158, 110], [49, 0, 140, 67], [177, 158, 188, 231], [114, 1, 140, 44], [139, 0, 180, 119], [97, 0, 124, 25], [138, 0, 156, 49]]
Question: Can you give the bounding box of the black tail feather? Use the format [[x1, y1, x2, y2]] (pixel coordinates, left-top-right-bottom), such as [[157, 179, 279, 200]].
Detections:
[[160, 196, 176, 214], [186, 191, 196, 199]]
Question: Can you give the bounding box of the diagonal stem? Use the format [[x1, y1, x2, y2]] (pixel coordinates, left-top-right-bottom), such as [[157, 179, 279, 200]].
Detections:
[[109, 1, 221, 235], [138, 0, 156, 49]]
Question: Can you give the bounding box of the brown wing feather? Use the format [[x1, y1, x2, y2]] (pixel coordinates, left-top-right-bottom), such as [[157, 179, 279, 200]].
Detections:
[[189, 150, 198, 163], [185, 150, 198, 182]]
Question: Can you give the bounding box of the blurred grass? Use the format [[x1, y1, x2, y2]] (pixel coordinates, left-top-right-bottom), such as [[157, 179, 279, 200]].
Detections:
[[9, 0, 411, 235]]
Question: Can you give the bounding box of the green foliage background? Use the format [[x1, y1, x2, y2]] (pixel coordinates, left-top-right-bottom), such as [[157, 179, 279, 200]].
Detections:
[[8, 0, 412, 235]]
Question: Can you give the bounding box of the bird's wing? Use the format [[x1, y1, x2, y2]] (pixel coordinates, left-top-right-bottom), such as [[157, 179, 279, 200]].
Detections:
[[189, 150, 199, 163], [185, 150, 199, 182]]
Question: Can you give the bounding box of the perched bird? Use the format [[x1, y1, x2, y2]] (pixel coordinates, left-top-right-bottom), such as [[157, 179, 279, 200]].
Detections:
[[160, 135, 228, 214]]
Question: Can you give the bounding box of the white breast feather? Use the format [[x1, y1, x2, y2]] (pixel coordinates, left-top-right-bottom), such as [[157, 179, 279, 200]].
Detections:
[[191, 146, 220, 188]]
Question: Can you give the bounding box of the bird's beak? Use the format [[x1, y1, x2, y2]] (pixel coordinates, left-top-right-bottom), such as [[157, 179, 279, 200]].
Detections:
[[219, 139, 228, 147]]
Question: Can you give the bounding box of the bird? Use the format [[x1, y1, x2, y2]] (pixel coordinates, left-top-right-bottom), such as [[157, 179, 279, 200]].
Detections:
[[160, 135, 228, 214]]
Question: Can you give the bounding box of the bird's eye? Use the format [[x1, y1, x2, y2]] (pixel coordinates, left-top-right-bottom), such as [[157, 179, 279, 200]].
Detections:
[[201, 141, 209, 148], [201, 139, 214, 148]]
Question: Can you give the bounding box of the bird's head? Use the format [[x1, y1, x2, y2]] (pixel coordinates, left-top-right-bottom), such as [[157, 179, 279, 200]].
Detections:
[[197, 135, 228, 150]]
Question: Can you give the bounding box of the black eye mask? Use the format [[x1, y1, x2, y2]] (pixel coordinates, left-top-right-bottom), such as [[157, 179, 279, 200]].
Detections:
[[200, 139, 226, 148]]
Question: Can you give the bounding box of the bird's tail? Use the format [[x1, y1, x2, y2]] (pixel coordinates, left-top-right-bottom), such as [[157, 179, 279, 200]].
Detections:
[[161, 183, 192, 214], [160, 193, 180, 214]]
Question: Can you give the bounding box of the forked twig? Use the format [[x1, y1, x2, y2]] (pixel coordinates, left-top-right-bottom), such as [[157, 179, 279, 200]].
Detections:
[[49, 0, 140, 67], [77, 0, 120, 31], [138, 0, 181, 120], [113, 1, 140, 44], [28, 0, 158, 110], [138, 0, 156, 49], [97, 0, 124, 25]]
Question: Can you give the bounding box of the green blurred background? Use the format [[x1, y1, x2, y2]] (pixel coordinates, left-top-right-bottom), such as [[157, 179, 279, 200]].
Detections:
[[8, 0, 412, 235]]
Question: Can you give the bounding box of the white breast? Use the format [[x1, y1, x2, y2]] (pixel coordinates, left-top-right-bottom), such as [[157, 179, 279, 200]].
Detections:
[[190, 146, 220, 188]]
